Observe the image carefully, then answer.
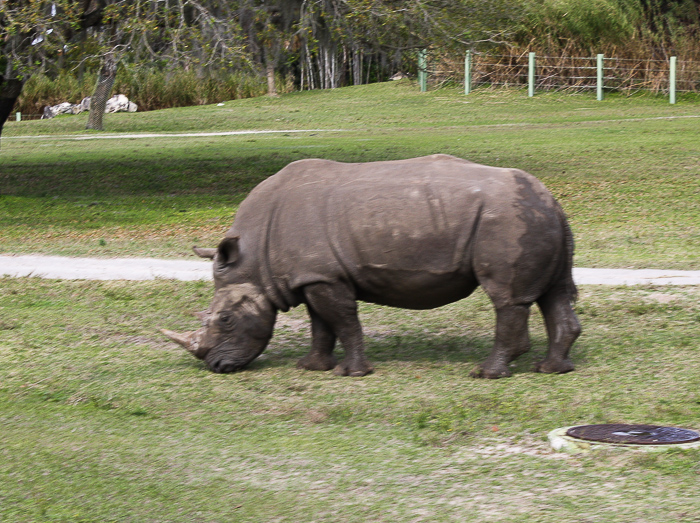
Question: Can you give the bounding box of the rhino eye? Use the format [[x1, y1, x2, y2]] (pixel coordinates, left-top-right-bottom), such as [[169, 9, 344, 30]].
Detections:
[[218, 313, 235, 326]]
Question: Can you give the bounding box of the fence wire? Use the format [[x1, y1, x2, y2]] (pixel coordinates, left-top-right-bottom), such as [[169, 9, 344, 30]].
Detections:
[[431, 52, 700, 94]]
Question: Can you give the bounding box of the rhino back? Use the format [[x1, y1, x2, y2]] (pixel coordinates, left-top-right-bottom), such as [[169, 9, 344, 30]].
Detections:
[[230, 155, 567, 309]]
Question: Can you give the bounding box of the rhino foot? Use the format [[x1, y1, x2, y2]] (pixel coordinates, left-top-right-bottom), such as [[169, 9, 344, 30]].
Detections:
[[535, 358, 575, 374], [469, 364, 512, 379], [333, 360, 374, 377], [296, 353, 338, 372]]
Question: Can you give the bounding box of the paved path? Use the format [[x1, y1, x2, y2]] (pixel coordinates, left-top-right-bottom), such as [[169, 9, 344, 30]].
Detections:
[[1, 255, 699, 285], [0, 255, 212, 281]]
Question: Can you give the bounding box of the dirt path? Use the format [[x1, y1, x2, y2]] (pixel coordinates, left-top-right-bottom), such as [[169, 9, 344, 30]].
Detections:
[[1, 255, 699, 285], [2, 129, 339, 141]]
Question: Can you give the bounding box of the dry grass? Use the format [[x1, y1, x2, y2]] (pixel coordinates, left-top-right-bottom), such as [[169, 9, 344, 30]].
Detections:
[[1, 279, 700, 521]]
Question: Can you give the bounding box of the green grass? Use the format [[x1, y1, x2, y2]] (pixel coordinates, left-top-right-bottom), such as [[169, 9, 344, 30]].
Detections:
[[1, 278, 700, 521], [1, 81, 699, 520], [2, 81, 699, 267]]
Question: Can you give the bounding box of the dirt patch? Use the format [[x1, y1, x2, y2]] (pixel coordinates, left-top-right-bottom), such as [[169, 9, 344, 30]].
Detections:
[[274, 316, 309, 333], [645, 292, 678, 304]]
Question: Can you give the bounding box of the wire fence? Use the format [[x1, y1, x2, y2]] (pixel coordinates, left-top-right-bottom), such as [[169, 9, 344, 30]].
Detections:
[[429, 52, 700, 95], [6, 113, 43, 122]]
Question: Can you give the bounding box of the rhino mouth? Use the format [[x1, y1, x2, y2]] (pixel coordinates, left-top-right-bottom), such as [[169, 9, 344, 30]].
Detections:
[[204, 341, 266, 374], [161, 325, 271, 373], [208, 358, 245, 374]]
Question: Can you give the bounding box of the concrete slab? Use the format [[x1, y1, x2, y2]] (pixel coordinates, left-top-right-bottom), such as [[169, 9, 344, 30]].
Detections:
[[0, 255, 211, 281], [573, 267, 700, 286], [1, 255, 699, 285]]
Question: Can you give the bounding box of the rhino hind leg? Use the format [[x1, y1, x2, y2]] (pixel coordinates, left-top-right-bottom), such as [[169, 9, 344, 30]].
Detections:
[[302, 283, 373, 377], [470, 304, 532, 379], [296, 307, 338, 371], [535, 286, 581, 374]]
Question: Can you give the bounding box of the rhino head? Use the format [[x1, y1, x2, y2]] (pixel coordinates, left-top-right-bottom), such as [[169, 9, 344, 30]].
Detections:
[[161, 283, 277, 373]]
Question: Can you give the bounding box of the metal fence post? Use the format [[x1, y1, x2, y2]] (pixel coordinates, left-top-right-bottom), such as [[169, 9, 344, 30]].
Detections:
[[528, 52, 536, 97], [670, 56, 677, 104], [465, 50, 472, 95], [597, 54, 604, 101], [418, 49, 428, 92]]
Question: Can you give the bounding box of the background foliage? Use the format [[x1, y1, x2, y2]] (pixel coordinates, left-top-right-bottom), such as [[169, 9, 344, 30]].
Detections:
[[3, 0, 699, 115]]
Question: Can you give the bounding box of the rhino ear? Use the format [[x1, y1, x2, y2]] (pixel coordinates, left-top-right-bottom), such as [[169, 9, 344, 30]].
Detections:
[[217, 236, 240, 266], [194, 309, 211, 324], [192, 246, 217, 260]]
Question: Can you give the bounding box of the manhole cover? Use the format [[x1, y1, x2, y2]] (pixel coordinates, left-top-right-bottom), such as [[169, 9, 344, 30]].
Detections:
[[566, 424, 700, 445]]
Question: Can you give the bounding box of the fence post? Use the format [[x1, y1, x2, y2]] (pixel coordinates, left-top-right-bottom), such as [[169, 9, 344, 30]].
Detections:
[[669, 56, 677, 104], [16, 112, 21, 122], [596, 54, 604, 101], [465, 50, 472, 95], [528, 52, 536, 97], [418, 49, 428, 92]]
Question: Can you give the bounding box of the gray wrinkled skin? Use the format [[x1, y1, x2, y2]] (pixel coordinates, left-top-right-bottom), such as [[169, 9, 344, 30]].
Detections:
[[162, 155, 581, 378]]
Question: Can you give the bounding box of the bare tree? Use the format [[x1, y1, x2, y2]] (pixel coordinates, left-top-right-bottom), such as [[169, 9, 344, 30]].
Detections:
[[85, 50, 116, 130], [1, 0, 251, 135]]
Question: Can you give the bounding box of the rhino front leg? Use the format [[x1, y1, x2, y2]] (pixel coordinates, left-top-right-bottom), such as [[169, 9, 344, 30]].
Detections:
[[303, 283, 374, 377], [471, 304, 531, 379], [296, 306, 338, 371]]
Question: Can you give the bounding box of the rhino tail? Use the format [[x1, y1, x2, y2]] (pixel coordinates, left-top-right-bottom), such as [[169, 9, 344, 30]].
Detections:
[[557, 202, 578, 303]]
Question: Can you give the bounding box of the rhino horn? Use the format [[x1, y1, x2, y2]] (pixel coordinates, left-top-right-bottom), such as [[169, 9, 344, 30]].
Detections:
[[160, 329, 199, 355], [192, 246, 217, 259]]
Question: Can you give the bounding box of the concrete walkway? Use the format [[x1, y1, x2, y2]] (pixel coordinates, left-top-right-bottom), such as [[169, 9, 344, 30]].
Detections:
[[1, 255, 699, 285]]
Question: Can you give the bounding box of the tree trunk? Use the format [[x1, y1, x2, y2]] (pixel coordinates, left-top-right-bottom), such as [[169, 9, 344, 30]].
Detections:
[[303, 43, 316, 90], [266, 61, 278, 97], [86, 53, 117, 131], [353, 46, 363, 86], [0, 77, 25, 149]]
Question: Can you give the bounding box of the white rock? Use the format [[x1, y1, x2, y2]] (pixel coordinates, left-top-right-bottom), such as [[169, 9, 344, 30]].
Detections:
[[42, 94, 137, 119], [390, 72, 410, 80], [105, 94, 131, 113], [41, 102, 83, 119]]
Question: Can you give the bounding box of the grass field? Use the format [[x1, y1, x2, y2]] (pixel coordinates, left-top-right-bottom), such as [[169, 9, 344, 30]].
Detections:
[[1, 279, 700, 521], [1, 82, 700, 521], [2, 81, 699, 268]]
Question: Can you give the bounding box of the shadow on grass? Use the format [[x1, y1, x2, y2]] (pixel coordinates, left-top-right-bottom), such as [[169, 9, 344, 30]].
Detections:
[[235, 333, 553, 376], [1, 150, 292, 198]]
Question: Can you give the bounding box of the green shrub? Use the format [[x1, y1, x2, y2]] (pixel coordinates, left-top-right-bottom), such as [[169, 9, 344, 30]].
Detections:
[[16, 68, 288, 115], [523, 0, 638, 51], [19, 71, 97, 114]]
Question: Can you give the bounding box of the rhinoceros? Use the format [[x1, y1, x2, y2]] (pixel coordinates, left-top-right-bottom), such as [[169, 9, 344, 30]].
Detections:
[[162, 154, 581, 378]]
